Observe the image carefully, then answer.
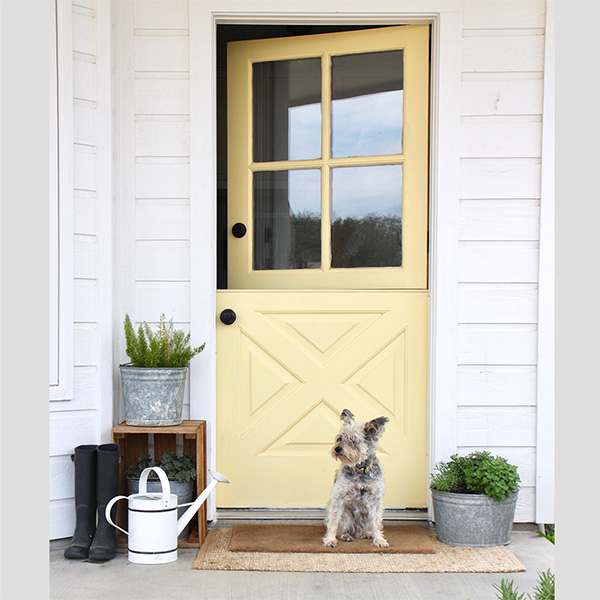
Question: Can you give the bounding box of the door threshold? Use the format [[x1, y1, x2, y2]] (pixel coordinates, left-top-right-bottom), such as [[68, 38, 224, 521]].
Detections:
[[216, 508, 428, 521]]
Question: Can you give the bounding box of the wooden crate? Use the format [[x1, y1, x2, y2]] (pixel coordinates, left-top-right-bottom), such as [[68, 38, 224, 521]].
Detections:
[[111, 420, 207, 548]]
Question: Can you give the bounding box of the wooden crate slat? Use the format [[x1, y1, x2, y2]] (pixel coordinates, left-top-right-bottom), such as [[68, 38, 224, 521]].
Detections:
[[154, 433, 177, 458]]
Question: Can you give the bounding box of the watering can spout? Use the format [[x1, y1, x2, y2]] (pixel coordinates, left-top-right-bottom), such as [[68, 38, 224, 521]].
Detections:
[[176, 469, 229, 537]]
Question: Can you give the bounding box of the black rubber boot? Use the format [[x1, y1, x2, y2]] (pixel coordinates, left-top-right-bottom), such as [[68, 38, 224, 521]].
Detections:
[[88, 444, 120, 561], [64, 445, 98, 559]]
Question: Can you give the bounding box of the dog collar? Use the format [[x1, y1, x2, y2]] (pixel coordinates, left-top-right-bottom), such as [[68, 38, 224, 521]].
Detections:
[[352, 461, 373, 474]]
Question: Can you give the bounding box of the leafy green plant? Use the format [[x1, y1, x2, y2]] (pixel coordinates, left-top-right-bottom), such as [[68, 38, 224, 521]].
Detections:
[[492, 579, 526, 600], [123, 314, 205, 368], [528, 569, 555, 600], [430, 451, 520, 501], [488, 570, 555, 600], [126, 451, 197, 483], [536, 524, 555, 544], [467, 570, 554, 600]]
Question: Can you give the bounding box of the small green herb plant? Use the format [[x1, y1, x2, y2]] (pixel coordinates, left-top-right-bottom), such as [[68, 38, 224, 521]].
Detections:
[[126, 451, 197, 484], [123, 314, 205, 368], [491, 570, 555, 600], [430, 451, 520, 502]]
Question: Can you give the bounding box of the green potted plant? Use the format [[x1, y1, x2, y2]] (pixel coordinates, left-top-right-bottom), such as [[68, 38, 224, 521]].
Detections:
[[126, 451, 197, 541], [120, 314, 205, 426], [430, 451, 520, 547]]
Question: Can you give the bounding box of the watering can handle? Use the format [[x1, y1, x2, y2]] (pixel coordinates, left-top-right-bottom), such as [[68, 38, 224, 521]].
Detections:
[[139, 466, 171, 507], [105, 496, 130, 536]]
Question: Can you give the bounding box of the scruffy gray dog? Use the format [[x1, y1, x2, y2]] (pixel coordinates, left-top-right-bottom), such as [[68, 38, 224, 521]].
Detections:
[[323, 408, 390, 548]]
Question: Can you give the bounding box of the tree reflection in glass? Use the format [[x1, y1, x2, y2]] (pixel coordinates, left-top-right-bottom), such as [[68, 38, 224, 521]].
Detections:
[[331, 165, 403, 268], [253, 169, 321, 271]]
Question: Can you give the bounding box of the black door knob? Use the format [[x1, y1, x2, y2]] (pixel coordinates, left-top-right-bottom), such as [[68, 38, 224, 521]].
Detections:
[[232, 223, 247, 238], [220, 309, 237, 325]]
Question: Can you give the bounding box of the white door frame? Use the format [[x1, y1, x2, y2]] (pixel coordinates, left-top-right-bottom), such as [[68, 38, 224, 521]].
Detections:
[[188, 0, 463, 521]]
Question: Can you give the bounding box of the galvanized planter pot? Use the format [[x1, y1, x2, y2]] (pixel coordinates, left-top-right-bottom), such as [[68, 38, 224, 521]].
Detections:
[[431, 488, 518, 547], [127, 477, 194, 541], [120, 365, 187, 426]]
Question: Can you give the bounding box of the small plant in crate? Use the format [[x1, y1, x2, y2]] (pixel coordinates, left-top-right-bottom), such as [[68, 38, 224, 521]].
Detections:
[[126, 451, 197, 483]]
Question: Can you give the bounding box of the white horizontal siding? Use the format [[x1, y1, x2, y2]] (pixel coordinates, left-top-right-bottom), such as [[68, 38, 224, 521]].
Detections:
[[50, 0, 112, 539], [50, 455, 75, 501], [459, 199, 540, 240], [74, 280, 98, 322], [136, 241, 191, 281], [133, 0, 189, 29], [458, 284, 538, 323], [74, 235, 98, 279], [136, 161, 190, 197], [458, 324, 538, 366], [135, 78, 190, 114], [462, 0, 546, 29], [136, 199, 190, 239], [135, 119, 190, 156], [73, 147, 97, 191], [462, 35, 544, 72], [457, 366, 537, 406], [134, 34, 189, 71], [460, 159, 541, 199], [459, 242, 539, 283], [114, 0, 193, 434], [457, 406, 536, 447], [457, 7, 545, 523], [461, 78, 543, 116], [50, 412, 99, 456], [50, 499, 76, 541], [136, 283, 191, 321], [461, 117, 542, 158], [73, 60, 96, 101], [74, 192, 97, 235]]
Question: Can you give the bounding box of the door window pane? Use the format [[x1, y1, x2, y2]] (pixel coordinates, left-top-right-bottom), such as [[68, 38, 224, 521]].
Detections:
[[253, 169, 321, 270], [253, 58, 322, 162], [331, 50, 404, 159], [331, 165, 403, 268]]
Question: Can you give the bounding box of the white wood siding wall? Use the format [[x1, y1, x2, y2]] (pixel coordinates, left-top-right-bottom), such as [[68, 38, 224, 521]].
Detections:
[[50, 0, 112, 540], [457, 0, 547, 522], [116, 0, 193, 423]]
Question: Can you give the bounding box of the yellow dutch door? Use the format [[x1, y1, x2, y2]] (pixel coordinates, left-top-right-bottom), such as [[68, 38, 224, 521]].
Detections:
[[218, 25, 429, 509]]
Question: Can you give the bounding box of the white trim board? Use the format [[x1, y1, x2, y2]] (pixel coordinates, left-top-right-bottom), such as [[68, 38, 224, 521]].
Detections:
[[188, 0, 463, 521], [535, 0, 555, 525], [50, 0, 74, 402], [96, 0, 114, 443]]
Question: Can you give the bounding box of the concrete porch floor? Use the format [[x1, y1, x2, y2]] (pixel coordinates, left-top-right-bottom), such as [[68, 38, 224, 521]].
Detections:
[[50, 522, 554, 600]]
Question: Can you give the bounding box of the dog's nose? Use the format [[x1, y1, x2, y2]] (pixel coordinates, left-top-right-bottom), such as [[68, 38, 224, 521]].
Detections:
[[334, 446, 343, 455]]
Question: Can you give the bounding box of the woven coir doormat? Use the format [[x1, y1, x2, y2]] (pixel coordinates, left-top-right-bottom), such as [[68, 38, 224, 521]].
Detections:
[[192, 527, 527, 573], [229, 524, 435, 553]]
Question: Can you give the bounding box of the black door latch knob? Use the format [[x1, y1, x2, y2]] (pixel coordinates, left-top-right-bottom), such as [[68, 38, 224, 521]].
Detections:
[[220, 309, 237, 325], [232, 223, 247, 238]]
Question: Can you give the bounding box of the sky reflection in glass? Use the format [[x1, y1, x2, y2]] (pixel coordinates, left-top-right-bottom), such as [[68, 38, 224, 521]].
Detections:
[[332, 90, 403, 158]]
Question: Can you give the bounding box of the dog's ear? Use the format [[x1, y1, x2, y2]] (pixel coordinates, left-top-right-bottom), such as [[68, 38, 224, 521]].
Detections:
[[340, 408, 355, 422], [364, 417, 389, 440]]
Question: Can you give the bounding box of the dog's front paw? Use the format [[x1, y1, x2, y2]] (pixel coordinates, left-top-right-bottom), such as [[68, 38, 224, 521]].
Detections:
[[323, 536, 338, 548], [373, 536, 389, 548]]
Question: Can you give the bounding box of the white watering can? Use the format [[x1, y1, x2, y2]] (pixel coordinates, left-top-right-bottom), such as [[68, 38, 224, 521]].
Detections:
[[106, 466, 229, 564]]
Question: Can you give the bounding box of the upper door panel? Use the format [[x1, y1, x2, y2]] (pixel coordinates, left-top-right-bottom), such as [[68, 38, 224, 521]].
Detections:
[[227, 26, 430, 290]]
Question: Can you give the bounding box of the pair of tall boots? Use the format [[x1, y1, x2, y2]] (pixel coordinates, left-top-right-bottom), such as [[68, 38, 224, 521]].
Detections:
[[64, 443, 120, 561]]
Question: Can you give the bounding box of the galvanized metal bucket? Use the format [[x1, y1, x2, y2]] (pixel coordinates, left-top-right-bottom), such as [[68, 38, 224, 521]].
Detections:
[[120, 365, 187, 426], [127, 477, 194, 541], [431, 489, 518, 547]]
